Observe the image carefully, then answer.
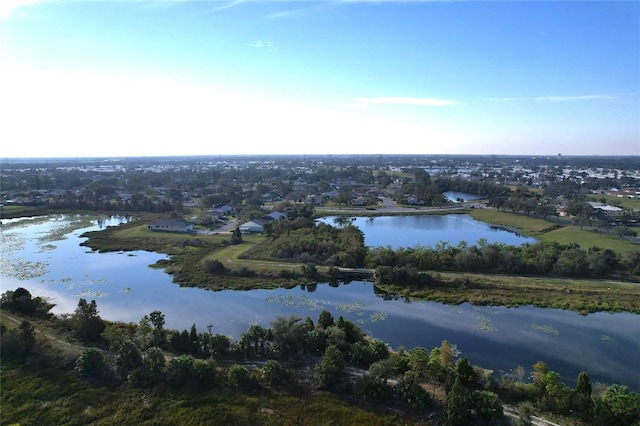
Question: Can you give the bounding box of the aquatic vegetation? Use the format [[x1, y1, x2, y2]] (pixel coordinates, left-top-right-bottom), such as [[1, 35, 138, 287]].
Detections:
[[37, 244, 57, 253], [369, 312, 388, 322], [476, 315, 497, 332], [37, 217, 97, 244], [0, 257, 49, 280], [265, 295, 329, 311], [532, 324, 559, 335], [336, 302, 365, 313], [0, 232, 27, 255]]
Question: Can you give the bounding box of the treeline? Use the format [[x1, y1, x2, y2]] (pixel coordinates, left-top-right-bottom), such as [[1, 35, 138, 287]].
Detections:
[[434, 178, 510, 198], [46, 193, 182, 214], [3, 290, 639, 425], [367, 240, 640, 279], [244, 218, 367, 268]]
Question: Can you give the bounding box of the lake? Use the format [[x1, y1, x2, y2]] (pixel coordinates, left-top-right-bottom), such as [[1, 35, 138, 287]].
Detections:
[[443, 191, 486, 203], [319, 214, 536, 248], [1, 215, 638, 391]]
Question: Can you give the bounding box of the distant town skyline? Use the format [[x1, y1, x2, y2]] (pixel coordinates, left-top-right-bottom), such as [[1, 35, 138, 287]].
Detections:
[[1, 0, 638, 158]]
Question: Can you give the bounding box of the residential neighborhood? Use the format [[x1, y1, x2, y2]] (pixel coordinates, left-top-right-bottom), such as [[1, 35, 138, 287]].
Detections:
[[1, 155, 639, 240]]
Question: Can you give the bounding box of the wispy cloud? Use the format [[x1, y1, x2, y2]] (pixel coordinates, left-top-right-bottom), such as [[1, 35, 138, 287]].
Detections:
[[486, 94, 619, 104], [0, 0, 53, 19], [534, 95, 617, 103], [248, 40, 278, 52], [351, 96, 459, 107], [264, 9, 301, 19]]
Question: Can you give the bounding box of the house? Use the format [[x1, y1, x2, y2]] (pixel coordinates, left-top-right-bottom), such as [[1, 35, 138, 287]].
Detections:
[[588, 202, 623, 213], [351, 196, 367, 206], [266, 211, 287, 220], [148, 219, 194, 233], [239, 219, 267, 233], [208, 205, 234, 218]]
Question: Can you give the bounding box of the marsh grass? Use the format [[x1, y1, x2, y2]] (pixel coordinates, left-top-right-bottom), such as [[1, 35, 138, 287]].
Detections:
[[0, 365, 411, 426], [376, 271, 640, 314]]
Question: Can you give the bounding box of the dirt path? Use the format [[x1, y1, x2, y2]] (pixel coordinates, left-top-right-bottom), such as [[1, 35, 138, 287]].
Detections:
[[503, 405, 562, 426], [1, 311, 112, 356]]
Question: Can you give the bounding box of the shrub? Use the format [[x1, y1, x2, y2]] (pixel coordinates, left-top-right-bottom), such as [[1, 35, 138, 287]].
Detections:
[[353, 374, 389, 403], [202, 259, 226, 274], [75, 348, 108, 381]]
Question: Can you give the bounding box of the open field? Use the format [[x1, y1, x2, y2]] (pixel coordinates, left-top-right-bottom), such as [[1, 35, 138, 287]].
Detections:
[[588, 194, 640, 210], [468, 209, 559, 234], [468, 208, 639, 255], [0, 205, 51, 219], [542, 226, 638, 255]]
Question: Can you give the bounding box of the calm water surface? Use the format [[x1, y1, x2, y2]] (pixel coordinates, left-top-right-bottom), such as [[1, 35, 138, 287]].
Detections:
[[443, 191, 486, 203], [1, 215, 638, 390], [320, 214, 536, 248]]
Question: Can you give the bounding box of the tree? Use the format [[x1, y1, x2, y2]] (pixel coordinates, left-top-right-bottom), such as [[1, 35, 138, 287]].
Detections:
[[227, 364, 255, 389], [517, 402, 535, 426], [230, 227, 243, 245], [149, 310, 166, 347], [19, 320, 36, 354], [188, 323, 199, 354], [353, 374, 389, 403], [260, 360, 289, 386], [471, 390, 504, 423], [270, 315, 305, 356], [75, 348, 108, 381], [315, 345, 344, 389], [594, 384, 640, 426], [115, 340, 142, 378], [394, 373, 431, 411], [72, 299, 106, 342], [409, 347, 430, 378], [576, 371, 592, 397], [455, 357, 477, 388], [440, 340, 454, 366], [446, 377, 472, 426], [166, 355, 196, 386], [369, 358, 396, 386], [1, 287, 54, 318], [317, 310, 334, 329]]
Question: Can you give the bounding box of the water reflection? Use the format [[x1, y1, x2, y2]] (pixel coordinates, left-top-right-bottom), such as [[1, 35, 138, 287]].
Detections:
[[319, 214, 536, 249], [0, 215, 638, 391]]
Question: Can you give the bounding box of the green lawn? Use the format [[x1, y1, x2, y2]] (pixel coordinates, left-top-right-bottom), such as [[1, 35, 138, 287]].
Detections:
[[0, 205, 49, 219], [588, 194, 640, 210], [541, 225, 638, 255], [469, 208, 639, 255], [468, 209, 557, 234]]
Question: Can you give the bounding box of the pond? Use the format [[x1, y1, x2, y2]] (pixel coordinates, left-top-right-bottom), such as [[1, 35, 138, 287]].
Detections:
[[443, 191, 486, 203], [1, 215, 639, 391], [319, 214, 536, 249]]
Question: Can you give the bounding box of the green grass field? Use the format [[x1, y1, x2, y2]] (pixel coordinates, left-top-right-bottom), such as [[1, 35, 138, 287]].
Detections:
[[542, 226, 637, 255], [469, 208, 639, 255], [588, 194, 640, 210], [468, 209, 558, 234]]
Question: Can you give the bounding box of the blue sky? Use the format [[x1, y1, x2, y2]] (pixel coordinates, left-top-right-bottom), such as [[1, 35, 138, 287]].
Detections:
[[1, 0, 638, 157]]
